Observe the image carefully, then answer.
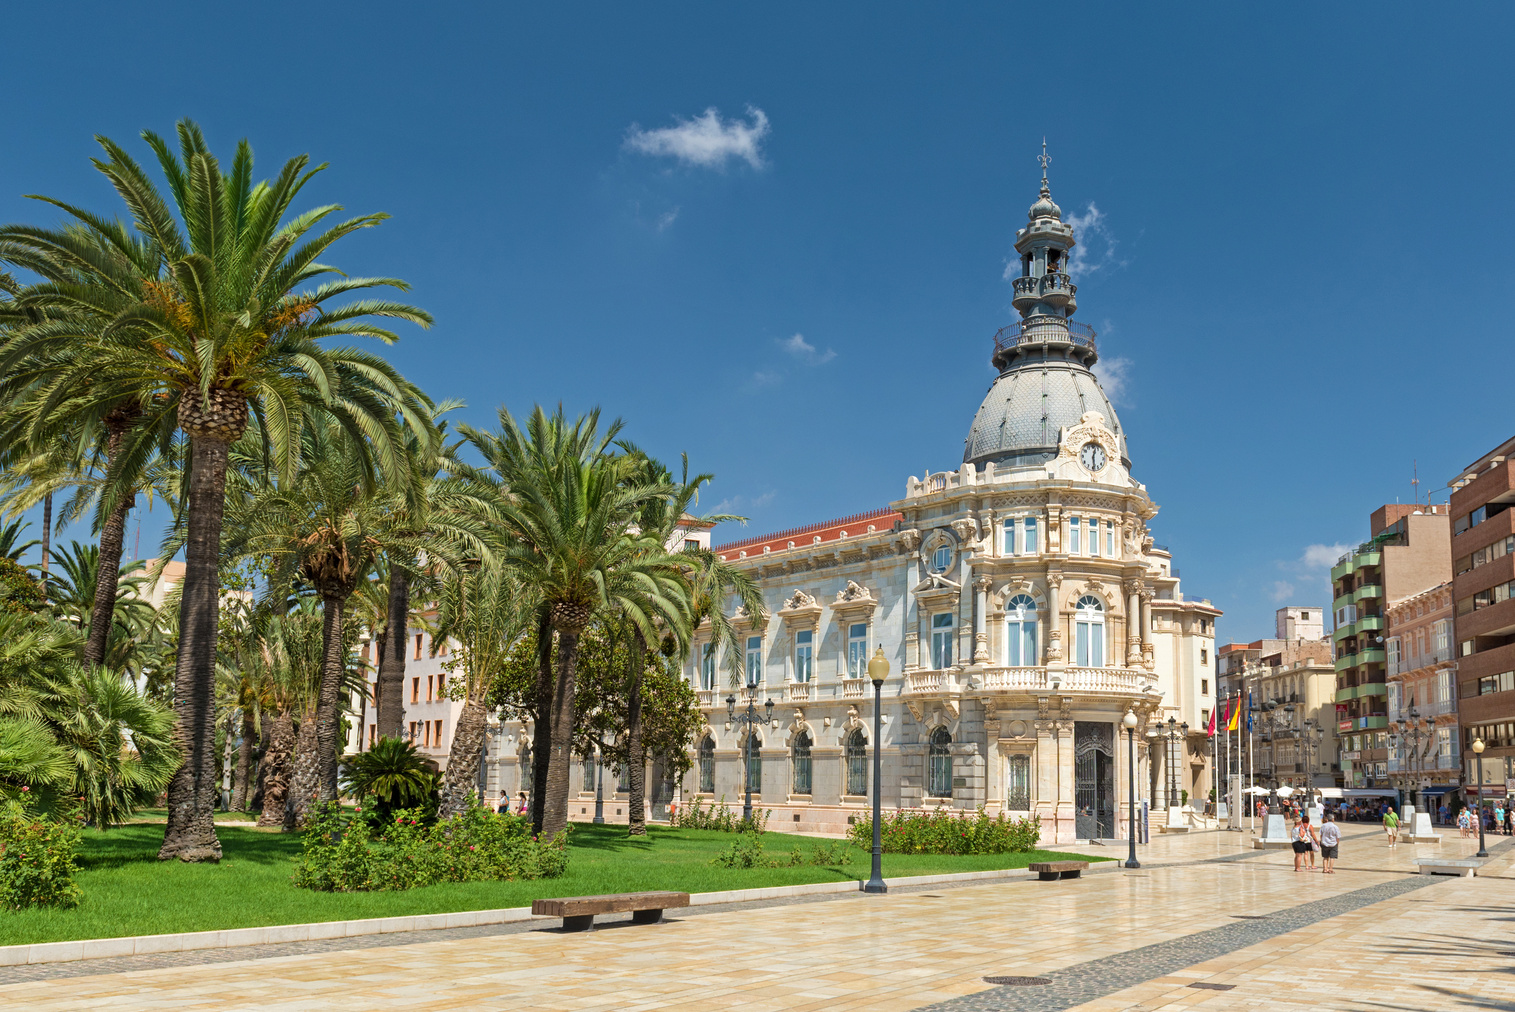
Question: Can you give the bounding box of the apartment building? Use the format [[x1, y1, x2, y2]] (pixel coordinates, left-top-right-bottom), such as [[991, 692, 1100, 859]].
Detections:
[[1330, 504, 1451, 789], [1384, 582, 1458, 809], [1241, 638, 1337, 790], [1449, 435, 1515, 805]]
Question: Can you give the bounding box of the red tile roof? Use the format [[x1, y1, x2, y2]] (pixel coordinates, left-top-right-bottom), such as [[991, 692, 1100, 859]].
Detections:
[[715, 507, 902, 560]]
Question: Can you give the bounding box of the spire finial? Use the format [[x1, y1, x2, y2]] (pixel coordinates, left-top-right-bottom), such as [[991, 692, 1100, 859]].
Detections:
[[1038, 138, 1051, 194]]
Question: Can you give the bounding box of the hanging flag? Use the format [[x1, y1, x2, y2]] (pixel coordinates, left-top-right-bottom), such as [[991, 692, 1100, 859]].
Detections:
[[1227, 696, 1240, 732], [1246, 691, 1253, 733], [1207, 702, 1217, 738]]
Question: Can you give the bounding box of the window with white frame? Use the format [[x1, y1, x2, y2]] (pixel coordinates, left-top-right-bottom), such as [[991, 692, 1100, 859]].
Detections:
[[1433, 620, 1450, 661], [1005, 594, 1038, 666], [931, 612, 954, 668], [1387, 637, 1401, 676], [1090, 516, 1100, 556], [699, 643, 717, 689], [745, 635, 763, 686], [1105, 520, 1116, 557], [794, 630, 813, 682], [1437, 667, 1452, 704], [932, 544, 952, 573], [1388, 682, 1401, 722], [1073, 595, 1105, 667], [847, 623, 868, 678], [1024, 517, 1038, 554], [1437, 726, 1453, 758], [1069, 516, 1081, 555], [1003, 519, 1016, 556]]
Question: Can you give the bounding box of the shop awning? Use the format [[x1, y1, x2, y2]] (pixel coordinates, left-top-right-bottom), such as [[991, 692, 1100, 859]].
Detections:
[[1318, 787, 1400, 799], [1419, 785, 1459, 796]]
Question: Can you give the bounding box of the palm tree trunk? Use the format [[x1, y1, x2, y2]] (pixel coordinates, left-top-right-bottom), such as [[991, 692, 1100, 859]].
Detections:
[[158, 433, 230, 863], [232, 706, 256, 811], [39, 492, 51, 603], [376, 568, 408, 739], [300, 592, 349, 813], [286, 713, 320, 829], [625, 629, 648, 836], [84, 417, 136, 668], [530, 611, 553, 834], [256, 711, 295, 827], [541, 625, 583, 840], [437, 694, 488, 818]]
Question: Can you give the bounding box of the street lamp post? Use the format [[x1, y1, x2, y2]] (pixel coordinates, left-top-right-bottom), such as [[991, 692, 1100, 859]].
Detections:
[[727, 690, 774, 824], [592, 737, 606, 825], [1165, 716, 1177, 808], [864, 647, 890, 894], [1474, 737, 1489, 858], [1123, 710, 1140, 869]]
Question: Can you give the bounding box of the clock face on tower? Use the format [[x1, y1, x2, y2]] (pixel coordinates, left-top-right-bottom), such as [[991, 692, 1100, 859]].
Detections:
[[1080, 442, 1107, 473]]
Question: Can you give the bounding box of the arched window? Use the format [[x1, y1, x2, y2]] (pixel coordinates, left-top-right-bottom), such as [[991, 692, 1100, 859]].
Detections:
[[743, 731, 763, 794], [1074, 595, 1106, 667], [792, 731, 813, 795], [928, 727, 953, 798], [700, 643, 716, 689], [845, 729, 868, 796], [1005, 594, 1038, 666], [697, 735, 715, 794], [932, 544, 952, 573]]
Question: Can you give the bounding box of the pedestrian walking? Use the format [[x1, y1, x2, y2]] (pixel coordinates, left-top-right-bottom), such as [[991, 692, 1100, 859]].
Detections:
[[1308, 816, 1321, 870], [496, 789, 511, 814], [515, 790, 529, 816], [1504, 805, 1513, 836], [1383, 806, 1400, 848], [1293, 814, 1314, 872], [1320, 813, 1340, 874]]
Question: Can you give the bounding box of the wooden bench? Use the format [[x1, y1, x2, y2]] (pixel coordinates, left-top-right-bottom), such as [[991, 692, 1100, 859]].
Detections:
[[1028, 860, 1089, 881], [531, 891, 691, 931], [1414, 858, 1482, 878]]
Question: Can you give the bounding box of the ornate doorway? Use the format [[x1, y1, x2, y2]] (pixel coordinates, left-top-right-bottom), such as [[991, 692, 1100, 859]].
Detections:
[[1074, 721, 1115, 839]]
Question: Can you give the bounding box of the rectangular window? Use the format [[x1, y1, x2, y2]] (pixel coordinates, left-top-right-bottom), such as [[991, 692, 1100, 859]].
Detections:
[[434, 720, 443, 748], [1201, 679, 1209, 695], [701, 643, 716, 690], [1069, 516, 1081, 555], [931, 613, 954, 669], [848, 623, 868, 678], [437, 673, 447, 697], [408, 720, 417, 741], [795, 630, 813, 682], [1105, 520, 1115, 557], [1200, 648, 1208, 665], [683, 537, 700, 551], [745, 636, 763, 687], [426, 675, 434, 702], [414, 633, 423, 660], [1387, 638, 1401, 675], [1003, 519, 1016, 556], [1024, 518, 1038, 554], [411, 677, 420, 703], [1006, 754, 1031, 811], [932, 544, 952, 573], [368, 724, 376, 747], [422, 722, 431, 747]]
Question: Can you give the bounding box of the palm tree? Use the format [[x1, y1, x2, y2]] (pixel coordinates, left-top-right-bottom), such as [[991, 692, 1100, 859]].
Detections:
[[0, 121, 433, 861], [0, 519, 38, 561], [462, 405, 691, 839], [432, 561, 534, 817], [341, 736, 434, 824], [248, 597, 325, 827]]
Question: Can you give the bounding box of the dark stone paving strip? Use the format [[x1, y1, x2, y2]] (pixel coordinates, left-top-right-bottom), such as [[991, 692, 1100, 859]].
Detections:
[[911, 875, 1444, 1012]]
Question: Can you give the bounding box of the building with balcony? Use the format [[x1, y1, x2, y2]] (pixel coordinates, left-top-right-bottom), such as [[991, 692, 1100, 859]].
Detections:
[[1330, 504, 1451, 788], [1384, 582, 1459, 808], [1449, 435, 1515, 805], [1239, 638, 1337, 790], [668, 162, 1220, 844], [1217, 606, 1326, 699]]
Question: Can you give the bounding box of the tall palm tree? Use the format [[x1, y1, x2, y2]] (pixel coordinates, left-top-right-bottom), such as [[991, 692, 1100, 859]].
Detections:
[[0, 519, 38, 561], [462, 405, 691, 839], [0, 121, 433, 860]]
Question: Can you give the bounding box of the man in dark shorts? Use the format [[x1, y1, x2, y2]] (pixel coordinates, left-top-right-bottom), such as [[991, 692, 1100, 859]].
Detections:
[[1320, 812, 1340, 874]]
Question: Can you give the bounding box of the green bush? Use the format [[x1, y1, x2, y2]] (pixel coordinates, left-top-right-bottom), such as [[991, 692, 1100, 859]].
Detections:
[[0, 798, 81, 910], [293, 801, 567, 892], [711, 831, 855, 870], [673, 796, 768, 833], [847, 807, 1041, 855]]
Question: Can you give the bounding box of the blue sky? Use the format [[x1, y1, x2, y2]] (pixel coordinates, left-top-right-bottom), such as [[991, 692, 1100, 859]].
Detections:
[[3, 3, 1512, 642]]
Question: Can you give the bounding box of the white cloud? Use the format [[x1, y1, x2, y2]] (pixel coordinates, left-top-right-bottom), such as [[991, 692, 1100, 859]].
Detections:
[[655, 207, 680, 231], [751, 370, 780, 387], [1092, 355, 1132, 406], [713, 490, 777, 514], [1271, 580, 1296, 603], [1298, 543, 1352, 569], [1063, 202, 1127, 280], [625, 106, 770, 170], [779, 332, 836, 365]]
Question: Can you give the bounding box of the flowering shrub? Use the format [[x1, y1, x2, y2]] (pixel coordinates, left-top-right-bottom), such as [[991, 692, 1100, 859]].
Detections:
[[710, 831, 854, 869], [294, 801, 567, 892], [847, 807, 1041, 855], [672, 796, 768, 834], [0, 799, 81, 909]]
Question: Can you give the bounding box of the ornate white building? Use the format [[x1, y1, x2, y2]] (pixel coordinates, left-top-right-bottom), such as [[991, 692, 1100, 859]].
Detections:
[[682, 163, 1221, 843]]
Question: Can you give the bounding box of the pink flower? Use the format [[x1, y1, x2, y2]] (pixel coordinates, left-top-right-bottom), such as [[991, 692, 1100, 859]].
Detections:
[[20, 786, 28, 793]]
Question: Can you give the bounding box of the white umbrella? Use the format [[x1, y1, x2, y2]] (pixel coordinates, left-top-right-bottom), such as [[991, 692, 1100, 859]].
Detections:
[[1243, 786, 1270, 796], [1276, 785, 1297, 798]]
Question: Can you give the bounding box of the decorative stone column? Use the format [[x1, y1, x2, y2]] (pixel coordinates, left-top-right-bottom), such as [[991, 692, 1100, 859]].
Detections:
[[1124, 579, 1142, 667], [1140, 587, 1155, 671], [1046, 570, 1064, 664], [973, 575, 991, 664]]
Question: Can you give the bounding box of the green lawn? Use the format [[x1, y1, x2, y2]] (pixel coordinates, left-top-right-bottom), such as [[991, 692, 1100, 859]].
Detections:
[[0, 821, 1102, 946]]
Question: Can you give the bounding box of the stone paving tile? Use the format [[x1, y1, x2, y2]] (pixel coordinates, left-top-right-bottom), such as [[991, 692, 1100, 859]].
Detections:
[[0, 825, 1506, 1010]]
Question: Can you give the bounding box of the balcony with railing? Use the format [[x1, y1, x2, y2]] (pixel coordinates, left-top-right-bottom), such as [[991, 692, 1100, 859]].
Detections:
[[991, 316, 1097, 369], [1011, 272, 1077, 310]]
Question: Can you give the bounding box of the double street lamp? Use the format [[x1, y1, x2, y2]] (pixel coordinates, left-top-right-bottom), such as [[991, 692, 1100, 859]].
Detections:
[[1123, 710, 1140, 869], [1163, 716, 1189, 808], [727, 690, 774, 823]]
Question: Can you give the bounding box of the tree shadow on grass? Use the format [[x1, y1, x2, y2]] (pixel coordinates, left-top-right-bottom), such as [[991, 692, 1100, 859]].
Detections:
[[77, 823, 303, 870]]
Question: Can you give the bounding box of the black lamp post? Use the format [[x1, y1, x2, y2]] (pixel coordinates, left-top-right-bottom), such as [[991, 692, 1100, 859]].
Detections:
[[727, 690, 774, 823], [1123, 710, 1140, 868], [864, 646, 890, 894], [1165, 716, 1177, 807], [1474, 736, 1489, 858], [592, 736, 606, 825]]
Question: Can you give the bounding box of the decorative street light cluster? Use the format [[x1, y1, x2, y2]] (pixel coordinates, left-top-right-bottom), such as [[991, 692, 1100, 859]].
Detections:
[[1123, 710, 1140, 869], [726, 690, 774, 823]]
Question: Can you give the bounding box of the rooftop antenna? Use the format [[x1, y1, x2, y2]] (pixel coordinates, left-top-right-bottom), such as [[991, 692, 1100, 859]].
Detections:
[[1038, 138, 1051, 192], [1411, 459, 1420, 505]]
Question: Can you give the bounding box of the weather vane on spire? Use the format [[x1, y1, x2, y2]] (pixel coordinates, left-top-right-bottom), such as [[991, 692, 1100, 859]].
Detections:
[[1038, 138, 1050, 184]]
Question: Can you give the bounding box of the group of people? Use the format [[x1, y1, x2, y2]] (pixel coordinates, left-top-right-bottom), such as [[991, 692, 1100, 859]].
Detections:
[[1447, 802, 1513, 837], [497, 790, 529, 816], [1291, 811, 1342, 873]]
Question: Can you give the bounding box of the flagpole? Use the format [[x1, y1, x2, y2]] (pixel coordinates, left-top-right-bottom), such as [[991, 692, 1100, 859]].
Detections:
[[1248, 688, 1256, 835]]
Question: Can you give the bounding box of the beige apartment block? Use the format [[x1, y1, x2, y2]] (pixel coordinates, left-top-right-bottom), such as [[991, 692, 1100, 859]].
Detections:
[[1239, 638, 1337, 790], [1384, 582, 1458, 810]]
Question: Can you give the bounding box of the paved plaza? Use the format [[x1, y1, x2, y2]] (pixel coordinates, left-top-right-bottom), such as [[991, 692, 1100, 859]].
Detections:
[[7, 826, 1515, 1011]]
